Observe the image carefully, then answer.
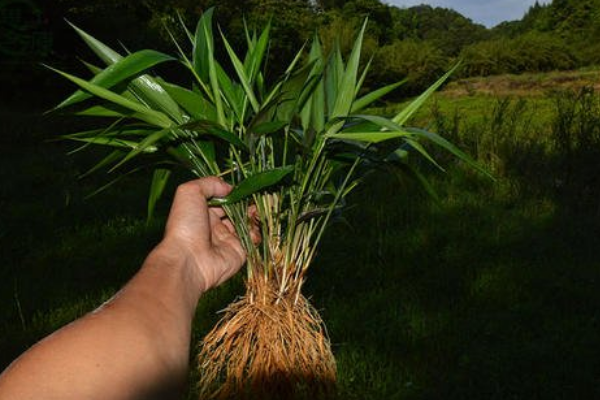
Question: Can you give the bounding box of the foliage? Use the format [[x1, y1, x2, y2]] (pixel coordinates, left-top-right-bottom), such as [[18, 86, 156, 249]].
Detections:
[[389, 4, 489, 56], [460, 32, 577, 77], [371, 39, 447, 97]]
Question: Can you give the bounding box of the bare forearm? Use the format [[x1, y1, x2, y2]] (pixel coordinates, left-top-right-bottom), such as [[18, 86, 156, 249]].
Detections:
[[0, 241, 204, 400]]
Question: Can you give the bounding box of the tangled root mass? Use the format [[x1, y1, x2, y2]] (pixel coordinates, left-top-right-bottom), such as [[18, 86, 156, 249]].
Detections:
[[197, 276, 336, 400]]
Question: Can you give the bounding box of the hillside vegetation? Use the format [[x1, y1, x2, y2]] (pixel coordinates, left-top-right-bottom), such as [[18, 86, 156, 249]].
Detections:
[[5, 0, 600, 106]]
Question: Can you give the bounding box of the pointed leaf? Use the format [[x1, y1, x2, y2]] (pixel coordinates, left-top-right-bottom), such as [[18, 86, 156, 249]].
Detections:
[[67, 136, 159, 153], [79, 149, 124, 178], [157, 79, 217, 120], [57, 50, 175, 109], [209, 166, 294, 205], [245, 23, 270, 82], [147, 168, 172, 222], [193, 8, 214, 83], [393, 62, 460, 126], [250, 120, 288, 136], [46, 66, 173, 128], [331, 18, 367, 119], [68, 21, 122, 65], [110, 128, 172, 171], [351, 79, 407, 113], [178, 120, 247, 150], [404, 127, 493, 178], [221, 30, 260, 113]]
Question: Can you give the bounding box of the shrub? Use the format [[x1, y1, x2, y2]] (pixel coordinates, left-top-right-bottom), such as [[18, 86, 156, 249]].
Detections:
[[371, 39, 448, 97], [460, 32, 577, 77]]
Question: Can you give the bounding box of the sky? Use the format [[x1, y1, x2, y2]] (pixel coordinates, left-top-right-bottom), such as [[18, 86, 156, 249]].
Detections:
[[385, 0, 552, 28]]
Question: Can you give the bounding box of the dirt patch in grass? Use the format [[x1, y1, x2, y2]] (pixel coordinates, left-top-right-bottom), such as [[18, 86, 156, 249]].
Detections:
[[444, 69, 600, 97]]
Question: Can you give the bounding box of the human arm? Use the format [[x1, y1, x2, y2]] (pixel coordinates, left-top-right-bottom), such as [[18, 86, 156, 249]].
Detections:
[[0, 177, 256, 400]]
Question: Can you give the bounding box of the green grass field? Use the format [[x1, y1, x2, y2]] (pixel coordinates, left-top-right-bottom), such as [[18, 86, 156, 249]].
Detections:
[[2, 72, 600, 399]]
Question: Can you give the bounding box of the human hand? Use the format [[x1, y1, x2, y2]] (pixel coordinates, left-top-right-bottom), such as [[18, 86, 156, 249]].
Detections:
[[161, 177, 259, 292]]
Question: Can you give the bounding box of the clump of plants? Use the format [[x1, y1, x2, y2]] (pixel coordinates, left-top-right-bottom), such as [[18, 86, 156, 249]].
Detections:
[[49, 8, 484, 399]]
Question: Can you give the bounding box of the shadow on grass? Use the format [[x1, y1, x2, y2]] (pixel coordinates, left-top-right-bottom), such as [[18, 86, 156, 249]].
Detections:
[[308, 166, 600, 400]]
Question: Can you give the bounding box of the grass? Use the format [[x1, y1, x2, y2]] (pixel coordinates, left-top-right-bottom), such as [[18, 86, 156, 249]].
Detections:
[[2, 71, 600, 399]]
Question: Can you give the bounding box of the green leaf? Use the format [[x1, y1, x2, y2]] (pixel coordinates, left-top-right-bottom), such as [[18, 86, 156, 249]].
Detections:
[[327, 114, 412, 143], [147, 168, 172, 222], [330, 18, 365, 119], [75, 105, 127, 118], [205, 23, 225, 126], [193, 8, 214, 84], [68, 21, 122, 65], [393, 62, 460, 126], [215, 57, 243, 119], [404, 127, 493, 178], [191, 8, 225, 125], [57, 50, 175, 109], [221, 30, 260, 113], [66, 136, 159, 153], [209, 166, 294, 205], [246, 23, 270, 82], [110, 128, 172, 171], [178, 120, 247, 150], [46, 66, 173, 128], [328, 130, 409, 143], [157, 79, 217, 121], [129, 75, 184, 124], [69, 23, 184, 123], [405, 137, 444, 172], [351, 79, 407, 113], [305, 37, 325, 134], [79, 149, 124, 179], [250, 120, 288, 136], [355, 55, 373, 97]]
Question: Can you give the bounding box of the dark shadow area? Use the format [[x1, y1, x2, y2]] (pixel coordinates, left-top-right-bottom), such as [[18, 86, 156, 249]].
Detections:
[[308, 126, 600, 399]]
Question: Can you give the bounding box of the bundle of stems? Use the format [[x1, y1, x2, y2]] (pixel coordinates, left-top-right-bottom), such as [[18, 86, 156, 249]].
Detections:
[[49, 8, 486, 399]]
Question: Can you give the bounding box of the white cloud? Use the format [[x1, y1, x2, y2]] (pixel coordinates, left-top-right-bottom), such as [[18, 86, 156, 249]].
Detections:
[[384, 0, 552, 28]]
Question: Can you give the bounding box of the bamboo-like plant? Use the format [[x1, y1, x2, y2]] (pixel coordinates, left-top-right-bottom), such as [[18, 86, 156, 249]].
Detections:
[[49, 9, 486, 399]]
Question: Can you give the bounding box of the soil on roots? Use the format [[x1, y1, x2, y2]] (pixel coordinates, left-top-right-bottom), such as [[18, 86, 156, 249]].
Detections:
[[197, 276, 337, 400]]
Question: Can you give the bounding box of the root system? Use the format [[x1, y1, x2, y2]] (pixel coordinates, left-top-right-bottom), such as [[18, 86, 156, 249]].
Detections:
[[197, 275, 336, 400]]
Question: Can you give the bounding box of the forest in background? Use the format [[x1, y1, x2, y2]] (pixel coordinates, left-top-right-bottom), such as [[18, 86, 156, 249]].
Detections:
[[4, 0, 600, 105]]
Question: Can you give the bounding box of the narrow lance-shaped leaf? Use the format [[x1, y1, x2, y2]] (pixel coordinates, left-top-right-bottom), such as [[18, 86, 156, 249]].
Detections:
[[209, 166, 294, 205], [79, 149, 124, 179], [305, 36, 326, 135], [68, 20, 121, 64], [178, 120, 248, 150], [110, 128, 172, 171], [57, 50, 175, 109], [250, 121, 288, 136], [147, 168, 172, 222], [70, 23, 184, 122], [46, 66, 173, 128], [351, 79, 407, 113], [393, 62, 460, 126], [193, 8, 215, 84], [404, 127, 493, 178], [75, 105, 127, 118], [220, 30, 260, 113], [354, 55, 373, 97], [203, 16, 226, 126], [66, 136, 159, 153], [157, 78, 217, 121], [330, 19, 366, 119], [326, 114, 412, 143]]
